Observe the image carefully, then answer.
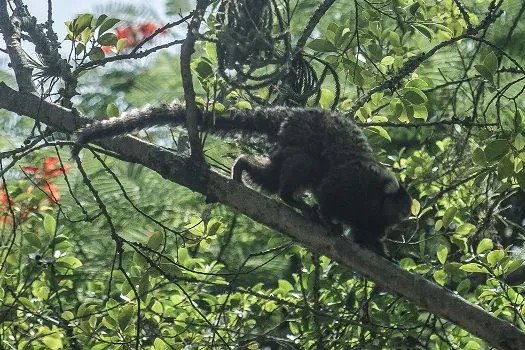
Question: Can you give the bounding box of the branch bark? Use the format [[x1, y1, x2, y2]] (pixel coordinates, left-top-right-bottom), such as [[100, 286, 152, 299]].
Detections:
[[180, 0, 208, 161], [0, 82, 524, 350], [0, 0, 34, 92]]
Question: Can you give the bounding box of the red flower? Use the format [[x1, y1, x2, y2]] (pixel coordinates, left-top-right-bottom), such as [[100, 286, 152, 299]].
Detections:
[[101, 45, 113, 54], [116, 25, 137, 47], [138, 22, 158, 37], [43, 157, 70, 178], [22, 166, 39, 175], [0, 190, 8, 205], [21, 157, 70, 204], [0, 189, 14, 224]]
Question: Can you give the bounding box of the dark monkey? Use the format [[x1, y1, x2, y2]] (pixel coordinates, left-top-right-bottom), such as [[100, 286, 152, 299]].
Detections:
[[74, 105, 411, 255]]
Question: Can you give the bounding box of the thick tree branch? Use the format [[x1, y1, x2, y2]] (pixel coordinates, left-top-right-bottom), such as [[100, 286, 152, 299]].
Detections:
[[0, 0, 34, 92], [0, 82, 524, 350]]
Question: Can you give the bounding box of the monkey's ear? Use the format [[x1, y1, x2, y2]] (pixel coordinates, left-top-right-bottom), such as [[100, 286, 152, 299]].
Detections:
[[384, 178, 400, 194]]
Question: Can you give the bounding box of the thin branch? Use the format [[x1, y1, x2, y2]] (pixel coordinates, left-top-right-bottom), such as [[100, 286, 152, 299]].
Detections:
[[294, 0, 337, 52], [180, 0, 209, 161]]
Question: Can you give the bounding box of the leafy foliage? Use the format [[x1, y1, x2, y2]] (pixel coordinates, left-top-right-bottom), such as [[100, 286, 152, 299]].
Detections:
[[1, 0, 525, 349]]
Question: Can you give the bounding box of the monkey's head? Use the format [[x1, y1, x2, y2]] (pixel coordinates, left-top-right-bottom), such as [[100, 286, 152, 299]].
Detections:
[[382, 178, 412, 226]]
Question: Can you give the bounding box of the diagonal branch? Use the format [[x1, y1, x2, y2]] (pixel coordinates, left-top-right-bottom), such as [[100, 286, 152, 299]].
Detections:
[[0, 82, 524, 350]]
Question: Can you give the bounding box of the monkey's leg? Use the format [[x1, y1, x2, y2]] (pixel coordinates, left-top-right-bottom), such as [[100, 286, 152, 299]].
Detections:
[[277, 151, 322, 217], [232, 154, 280, 193], [351, 228, 389, 257]]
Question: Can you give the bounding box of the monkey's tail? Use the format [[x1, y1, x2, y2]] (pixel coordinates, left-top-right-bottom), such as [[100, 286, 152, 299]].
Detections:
[[72, 103, 291, 157]]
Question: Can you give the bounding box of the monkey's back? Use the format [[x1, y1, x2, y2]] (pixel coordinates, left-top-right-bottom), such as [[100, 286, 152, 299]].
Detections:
[[278, 109, 376, 168]]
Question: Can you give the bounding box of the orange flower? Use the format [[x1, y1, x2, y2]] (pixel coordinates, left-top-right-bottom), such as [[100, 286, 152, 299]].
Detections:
[[138, 22, 158, 37], [21, 157, 70, 204]]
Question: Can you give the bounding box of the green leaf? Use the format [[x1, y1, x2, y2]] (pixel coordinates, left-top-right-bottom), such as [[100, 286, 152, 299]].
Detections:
[[472, 147, 486, 165], [207, 219, 224, 236], [43, 214, 57, 235], [516, 171, 525, 190], [24, 232, 41, 248], [99, 18, 120, 35], [399, 257, 416, 270], [62, 311, 74, 321], [497, 156, 513, 179], [88, 47, 105, 61], [307, 39, 337, 52], [97, 32, 118, 46], [487, 250, 505, 266], [133, 252, 148, 267], [484, 52, 498, 75], [474, 64, 493, 83], [118, 304, 134, 331], [42, 335, 62, 350], [116, 38, 128, 52], [81, 28, 92, 44], [381, 56, 395, 65], [451, 236, 468, 252], [154, 338, 169, 350], [414, 264, 431, 274], [460, 263, 489, 273], [455, 223, 476, 236], [319, 88, 335, 109], [193, 59, 214, 79], [412, 23, 433, 40], [465, 340, 481, 350], [442, 207, 457, 227], [236, 101, 252, 110], [147, 231, 165, 250], [503, 259, 523, 274], [401, 87, 427, 105], [412, 104, 428, 120], [406, 78, 428, 89], [456, 279, 471, 295], [433, 269, 447, 286], [106, 103, 119, 117], [476, 238, 493, 254], [75, 43, 85, 56], [436, 244, 448, 264], [95, 14, 108, 28], [72, 14, 93, 34], [277, 279, 293, 294], [411, 199, 420, 216], [485, 139, 510, 162], [515, 134, 525, 151], [368, 126, 391, 141], [57, 256, 83, 269]]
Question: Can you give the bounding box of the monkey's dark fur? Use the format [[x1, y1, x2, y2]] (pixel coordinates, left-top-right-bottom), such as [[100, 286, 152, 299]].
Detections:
[[75, 104, 411, 255]]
